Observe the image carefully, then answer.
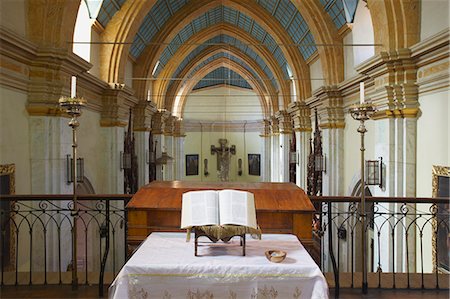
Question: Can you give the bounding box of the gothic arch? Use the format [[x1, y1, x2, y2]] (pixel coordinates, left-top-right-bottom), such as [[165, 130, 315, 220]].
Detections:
[[165, 45, 277, 114], [149, 24, 291, 110], [175, 58, 269, 118]]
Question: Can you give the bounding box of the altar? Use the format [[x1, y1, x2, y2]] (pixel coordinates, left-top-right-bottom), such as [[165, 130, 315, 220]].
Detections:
[[109, 233, 329, 299], [126, 181, 316, 254]]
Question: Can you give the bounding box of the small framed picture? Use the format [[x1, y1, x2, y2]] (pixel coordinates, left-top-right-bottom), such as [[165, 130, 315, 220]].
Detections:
[[185, 154, 199, 176], [248, 154, 261, 176]]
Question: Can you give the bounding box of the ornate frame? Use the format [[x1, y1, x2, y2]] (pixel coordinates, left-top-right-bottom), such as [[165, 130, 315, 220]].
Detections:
[[0, 163, 16, 271], [431, 165, 449, 273]]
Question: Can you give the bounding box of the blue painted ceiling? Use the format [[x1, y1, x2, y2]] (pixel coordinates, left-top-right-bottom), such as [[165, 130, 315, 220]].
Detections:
[[95, 0, 350, 90], [192, 67, 252, 90]]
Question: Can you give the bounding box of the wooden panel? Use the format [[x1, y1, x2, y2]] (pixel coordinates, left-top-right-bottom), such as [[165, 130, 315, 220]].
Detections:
[[126, 181, 315, 252]]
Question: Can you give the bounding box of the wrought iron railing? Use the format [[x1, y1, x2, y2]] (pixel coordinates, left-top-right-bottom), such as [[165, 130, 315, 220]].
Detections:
[[310, 196, 450, 298], [0, 194, 131, 296]]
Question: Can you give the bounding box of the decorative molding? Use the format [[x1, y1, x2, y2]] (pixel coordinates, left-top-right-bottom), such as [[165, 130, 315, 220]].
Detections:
[[371, 108, 420, 120], [287, 101, 312, 132], [184, 120, 263, 133]]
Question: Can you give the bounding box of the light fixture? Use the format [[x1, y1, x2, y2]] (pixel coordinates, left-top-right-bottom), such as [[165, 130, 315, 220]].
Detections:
[[289, 151, 297, 164], [366, 157, 383, 188], [238, 158, 243, 176], [204, 158, 209, 176], [120, 151, 132, 170], [314, 153, 326, 173], [155, 152, 173, 165], [66, 155, 84, 184]]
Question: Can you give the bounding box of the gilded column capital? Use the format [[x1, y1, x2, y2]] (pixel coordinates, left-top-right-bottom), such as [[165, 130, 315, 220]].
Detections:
[[173, 119, 186, 137], [259, 119, 271, 137], [275, 110, 293, 134], [133, 101, 157, 131], [313, 86, 345, 129], [270, 116, 280, 136], [164, 115, 177, 136], [152, 110, 170, 135], [100, 86, 137, 127], [287, 101, 312, 132]]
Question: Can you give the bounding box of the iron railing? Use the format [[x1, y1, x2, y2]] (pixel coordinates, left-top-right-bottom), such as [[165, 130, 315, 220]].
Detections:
[[0, 194, 131, 296], [311, 196, 450, 298]]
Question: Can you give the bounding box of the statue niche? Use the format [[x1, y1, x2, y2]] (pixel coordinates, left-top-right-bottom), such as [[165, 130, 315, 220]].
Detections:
[[211, 139, 236, 182]]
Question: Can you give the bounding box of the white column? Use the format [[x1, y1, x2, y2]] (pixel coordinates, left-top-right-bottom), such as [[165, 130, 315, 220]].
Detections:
[[30, 116, 72, 194], [296, 130, 311, 190], [321, 127, 344, 196], [270, 134, 280, 182], [154, 134, 164, 180], [279, 133, 290, 182], [260, 136, 271, 181], [164, 135, 174, 180], [101, 126, 125, 193], [134, 131, 150, 188], [174, 136, 185, 180]]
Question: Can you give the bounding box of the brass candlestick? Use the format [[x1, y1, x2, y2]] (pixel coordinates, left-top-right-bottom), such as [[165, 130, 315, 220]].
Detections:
[[349, 102, 376, 294], [59, 96, 86, 290]]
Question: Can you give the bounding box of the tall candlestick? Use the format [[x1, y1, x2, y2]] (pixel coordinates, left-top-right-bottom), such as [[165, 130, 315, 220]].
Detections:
[[360, 82, 365, 104], [147, 89, 151, 102], [71, 76, 77, 98]]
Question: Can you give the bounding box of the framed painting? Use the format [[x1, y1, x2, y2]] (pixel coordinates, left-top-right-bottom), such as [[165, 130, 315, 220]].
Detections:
[[432, 165, 450, 273], [248, 154, 261, 176], [185, 154, 199, 176]]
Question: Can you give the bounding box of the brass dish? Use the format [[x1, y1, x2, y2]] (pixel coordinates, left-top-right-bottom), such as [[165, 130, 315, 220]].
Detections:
[[265, 250, 286, 263]]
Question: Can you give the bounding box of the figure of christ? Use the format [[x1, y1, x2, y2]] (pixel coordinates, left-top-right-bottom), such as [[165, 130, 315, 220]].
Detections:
[[210, 139, 236, 181]]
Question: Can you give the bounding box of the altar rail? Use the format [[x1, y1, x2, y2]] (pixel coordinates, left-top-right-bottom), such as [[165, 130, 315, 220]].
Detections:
[[0, 194, 131, 294], [310, 196, 450, 297], [1, 194, 448, 298]]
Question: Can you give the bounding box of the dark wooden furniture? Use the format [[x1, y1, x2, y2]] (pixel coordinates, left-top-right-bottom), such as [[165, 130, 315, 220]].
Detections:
[[127, 181, 315, 254], [194, 227, 246, 256]]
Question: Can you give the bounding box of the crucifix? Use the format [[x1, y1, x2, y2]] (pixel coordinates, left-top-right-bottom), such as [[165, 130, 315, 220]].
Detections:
[[211, 138, 236, 181]]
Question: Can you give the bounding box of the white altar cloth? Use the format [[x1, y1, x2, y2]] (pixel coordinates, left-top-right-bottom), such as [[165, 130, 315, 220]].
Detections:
[[109, 233, 329, 299]]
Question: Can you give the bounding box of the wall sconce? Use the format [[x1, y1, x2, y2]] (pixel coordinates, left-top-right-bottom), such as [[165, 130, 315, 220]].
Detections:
[[366, 157, 383, 188], [289, 151, 297, 164], [66, 154, 84, 184], [314, 153, 326, 173], [120, 151, 132, 170], [204, 159, 209, 176], [238, 158, 243, 176], [155, 152, 173, 165]]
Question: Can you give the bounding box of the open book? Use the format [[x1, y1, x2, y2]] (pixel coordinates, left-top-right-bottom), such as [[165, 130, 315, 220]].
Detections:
[[181, 189, 257, 229]]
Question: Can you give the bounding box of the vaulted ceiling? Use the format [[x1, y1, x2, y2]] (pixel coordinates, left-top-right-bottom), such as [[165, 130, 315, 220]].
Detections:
[[93, 0, 355, 114]]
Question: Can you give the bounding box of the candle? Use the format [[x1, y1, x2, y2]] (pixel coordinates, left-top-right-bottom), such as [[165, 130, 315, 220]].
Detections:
[[147, 89, 151, 102], [71, 76, 77, 98], [359, 82, 365, 104]]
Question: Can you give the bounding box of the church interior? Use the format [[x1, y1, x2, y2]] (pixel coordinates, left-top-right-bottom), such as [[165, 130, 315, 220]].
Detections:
[[0, 0, 449, 298]]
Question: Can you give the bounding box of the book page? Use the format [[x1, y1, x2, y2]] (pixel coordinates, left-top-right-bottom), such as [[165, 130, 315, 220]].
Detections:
[[180, 190, 219, 229], [218, 190, 257, 229]]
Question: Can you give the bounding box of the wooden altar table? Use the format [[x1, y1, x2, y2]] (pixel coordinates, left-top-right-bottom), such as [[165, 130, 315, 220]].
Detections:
[[127, 181, 315, 253]]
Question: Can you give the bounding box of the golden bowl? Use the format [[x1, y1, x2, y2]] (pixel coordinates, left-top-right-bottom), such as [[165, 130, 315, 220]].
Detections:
[[265, 250, 286, 263]]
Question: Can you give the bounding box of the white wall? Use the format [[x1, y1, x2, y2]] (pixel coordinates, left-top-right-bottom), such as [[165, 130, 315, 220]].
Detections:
[[183, 131, 262, 183], [125, 58, 134, 88], [0, 0, 26, 36], [417, 90, 450, 197], [183, 86, 263, 121], [416, 90, 449, 273], [89, 29, 101, 78], [343, 32, 357, 80], [76, 109, 105, 194], [309, 58, 323, 92], [0, 87, 31, 193], [352, 0, 375, 66], [421, 0, 450, 41]]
